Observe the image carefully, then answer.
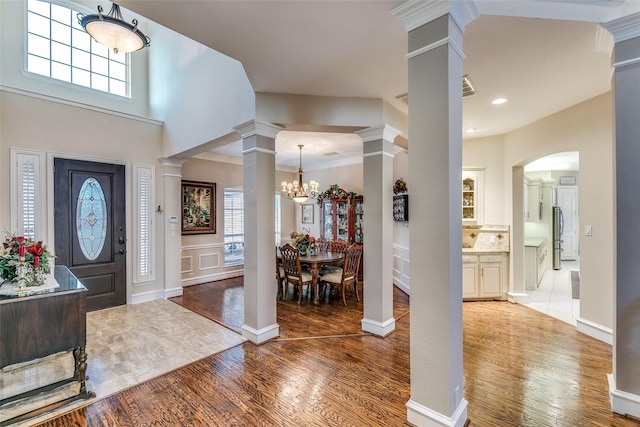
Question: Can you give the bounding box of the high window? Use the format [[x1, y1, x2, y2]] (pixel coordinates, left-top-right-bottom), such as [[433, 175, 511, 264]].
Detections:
[[26, 0, 130, 97]]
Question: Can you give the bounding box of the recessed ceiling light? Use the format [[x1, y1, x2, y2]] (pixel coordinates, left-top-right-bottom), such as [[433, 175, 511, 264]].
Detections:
[[492, 98, 507, 105], [465, 128, 477, 134]]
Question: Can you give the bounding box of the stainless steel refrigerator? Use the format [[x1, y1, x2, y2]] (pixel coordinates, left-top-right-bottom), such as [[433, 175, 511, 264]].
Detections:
[[552, 206, 563, 270]]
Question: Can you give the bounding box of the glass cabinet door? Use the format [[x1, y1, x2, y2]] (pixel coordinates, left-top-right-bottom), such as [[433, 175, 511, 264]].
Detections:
[[322, 200, 334, 240], [462, 176, 476, 221], [354, 200, 363, 243], [336, 200, 349, 240]]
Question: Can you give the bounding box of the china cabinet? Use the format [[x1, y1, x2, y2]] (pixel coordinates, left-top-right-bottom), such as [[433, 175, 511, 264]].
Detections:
[[321, 196, 363, 244]]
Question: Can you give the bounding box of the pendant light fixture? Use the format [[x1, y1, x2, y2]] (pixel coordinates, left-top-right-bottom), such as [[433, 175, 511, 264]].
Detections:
[[281, 145, 319, 204], [78, 3, 150, 54]]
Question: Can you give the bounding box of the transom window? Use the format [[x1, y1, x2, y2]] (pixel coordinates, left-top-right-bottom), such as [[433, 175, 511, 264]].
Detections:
[[26, 0, 130, 97]]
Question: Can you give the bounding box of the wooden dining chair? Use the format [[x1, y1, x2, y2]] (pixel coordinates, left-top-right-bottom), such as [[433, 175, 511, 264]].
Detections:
[[319, 243, 362, 306], [280, 243, 313, 305], [276, 248, 285, 300], [328, 239, 348, 253]]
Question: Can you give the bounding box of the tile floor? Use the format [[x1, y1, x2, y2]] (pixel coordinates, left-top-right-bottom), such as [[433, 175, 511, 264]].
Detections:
[[523, 260, 580, 325], [7, 299, 246, 427]]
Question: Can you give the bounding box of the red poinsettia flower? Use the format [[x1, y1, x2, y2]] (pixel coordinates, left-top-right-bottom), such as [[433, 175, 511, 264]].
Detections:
[[27, 243, 44, 256]]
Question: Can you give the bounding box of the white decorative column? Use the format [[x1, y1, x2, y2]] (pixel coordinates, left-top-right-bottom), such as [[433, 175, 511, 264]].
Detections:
[[602, 12, 640, 419], [393, 2, 477, 426], [357, 125, 401, 337], [235, 120, 280, 344], [159, 158, 186, 298]]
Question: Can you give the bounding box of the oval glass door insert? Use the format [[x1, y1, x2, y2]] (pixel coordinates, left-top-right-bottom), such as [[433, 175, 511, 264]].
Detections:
[[76, 177, 107, 260]]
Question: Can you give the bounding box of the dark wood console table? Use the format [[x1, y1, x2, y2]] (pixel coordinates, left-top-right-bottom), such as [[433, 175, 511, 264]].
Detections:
[[0, 266, 95, 425]]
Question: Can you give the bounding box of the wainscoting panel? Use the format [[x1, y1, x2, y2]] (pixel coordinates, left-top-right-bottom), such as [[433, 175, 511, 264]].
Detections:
[[181, 243, 243, 287], [181, 256, 193, 274], [393, 245, 410, 294]]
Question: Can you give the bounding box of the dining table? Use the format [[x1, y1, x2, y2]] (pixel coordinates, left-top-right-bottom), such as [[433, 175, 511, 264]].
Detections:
[[279, 250, 345, 305]]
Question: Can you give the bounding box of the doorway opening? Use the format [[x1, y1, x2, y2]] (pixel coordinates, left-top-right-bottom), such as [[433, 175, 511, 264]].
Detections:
[[521, 152, 580, 325]]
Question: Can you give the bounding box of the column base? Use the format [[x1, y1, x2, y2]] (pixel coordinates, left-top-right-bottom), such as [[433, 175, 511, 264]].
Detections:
[[242, 323, 279, 344], [608, 374, 640, 419], [507, 292, 528, 304], [361, 317, 396, 337], [406, 397, 468, 427]]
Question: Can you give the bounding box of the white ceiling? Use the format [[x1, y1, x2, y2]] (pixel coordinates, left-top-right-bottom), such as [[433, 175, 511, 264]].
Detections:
[[117, 1, 616, 170]]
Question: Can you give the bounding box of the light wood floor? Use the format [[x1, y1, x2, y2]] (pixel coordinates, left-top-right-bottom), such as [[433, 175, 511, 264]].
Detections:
[[39, 278, 639, 426]]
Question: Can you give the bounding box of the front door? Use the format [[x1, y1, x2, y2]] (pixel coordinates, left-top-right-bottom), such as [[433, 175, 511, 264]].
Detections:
[[54, 158, 126, 311]]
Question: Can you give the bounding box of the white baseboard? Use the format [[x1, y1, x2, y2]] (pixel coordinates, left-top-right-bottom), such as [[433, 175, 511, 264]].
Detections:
[[608, 373, 640, 418], [362, 317, 396, 337], [406, 397, 468, 427], [241, 323, 279, 344], [164, 287, 183, 299], [130, 289, 165, 304], [394, 279, 410, 295], [576, 316, 613, 344], [181, 269, 243, 287]]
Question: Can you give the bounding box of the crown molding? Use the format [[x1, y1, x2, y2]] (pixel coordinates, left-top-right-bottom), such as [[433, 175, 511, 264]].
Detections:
[[391, 0, 479, 33], [601, 11, 640, 43], [356, 125, 402, 143]]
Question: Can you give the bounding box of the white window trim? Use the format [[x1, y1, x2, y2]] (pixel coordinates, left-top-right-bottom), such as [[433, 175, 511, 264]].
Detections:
[[24, 0, 131, 98], [11, 149, 46, 240], [133, 164, 155, 284]]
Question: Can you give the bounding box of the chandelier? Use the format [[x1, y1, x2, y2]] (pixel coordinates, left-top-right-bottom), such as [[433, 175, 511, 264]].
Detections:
[[281, 145, 319, 204], [78, 3, 150, 54]]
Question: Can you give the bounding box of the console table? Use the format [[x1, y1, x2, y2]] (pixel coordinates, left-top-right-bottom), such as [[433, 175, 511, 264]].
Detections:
[[0, 266, 94, 425]]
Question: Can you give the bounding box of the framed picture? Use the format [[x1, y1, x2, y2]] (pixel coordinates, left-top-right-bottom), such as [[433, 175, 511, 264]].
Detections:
[[302, 204, 314, 224], [182, 180, 216, 235], [393, 194, 409, 222]]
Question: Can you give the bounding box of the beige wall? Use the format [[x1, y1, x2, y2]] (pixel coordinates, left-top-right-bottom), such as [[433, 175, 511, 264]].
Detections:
[[0, 90, 165, 302], [179, 158, 297, 285], [504, 92, 614, 331]]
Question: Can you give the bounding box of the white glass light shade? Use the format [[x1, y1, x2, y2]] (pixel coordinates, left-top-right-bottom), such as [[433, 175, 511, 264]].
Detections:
[[79, 3, 150, 54]]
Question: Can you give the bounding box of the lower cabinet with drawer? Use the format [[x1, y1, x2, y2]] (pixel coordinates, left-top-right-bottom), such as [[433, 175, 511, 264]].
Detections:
[[463, 252, 509, 300]]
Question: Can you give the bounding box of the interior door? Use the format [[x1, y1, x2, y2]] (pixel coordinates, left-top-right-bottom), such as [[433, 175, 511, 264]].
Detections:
[[54, 158, 126, 311]]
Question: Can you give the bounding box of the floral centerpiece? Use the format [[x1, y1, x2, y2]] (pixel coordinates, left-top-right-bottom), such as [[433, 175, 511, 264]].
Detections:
[[289, 231, 319, 255], [0, 233, 53, 288], [393, 178, 408, 195]]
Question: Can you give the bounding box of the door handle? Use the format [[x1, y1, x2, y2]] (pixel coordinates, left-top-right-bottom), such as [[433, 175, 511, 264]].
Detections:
[[117, 249, 126, 255], [119, 236, 125, 244]]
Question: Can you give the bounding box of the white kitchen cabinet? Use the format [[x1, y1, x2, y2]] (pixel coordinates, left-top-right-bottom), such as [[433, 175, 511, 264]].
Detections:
[[525, 239, 547, 290], [462, 252, 508, 300], [463, 255, 479, 298], [525, 177, 542, 222], [462, 169, 484, 225]]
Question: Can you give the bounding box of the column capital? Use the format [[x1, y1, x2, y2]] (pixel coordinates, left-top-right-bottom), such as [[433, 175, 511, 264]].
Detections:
[[391, 0, 479, 33], [159, 157, 187, 168], [356, 125, 402, 144], [234, 120, 283, 140]]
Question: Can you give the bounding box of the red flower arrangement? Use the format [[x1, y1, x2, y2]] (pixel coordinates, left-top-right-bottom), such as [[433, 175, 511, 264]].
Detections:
[[0, 233, 53, 286]]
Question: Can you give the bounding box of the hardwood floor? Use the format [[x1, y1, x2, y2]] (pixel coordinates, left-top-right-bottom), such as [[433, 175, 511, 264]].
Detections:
[[39, 278, 639, 426]]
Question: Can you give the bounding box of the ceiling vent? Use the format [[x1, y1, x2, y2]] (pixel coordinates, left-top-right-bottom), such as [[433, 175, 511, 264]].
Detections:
[[323, 151, 339, 156], [462, 74, 477, 97], [395, 93, 409, 105], [396, 75, 477, 105]]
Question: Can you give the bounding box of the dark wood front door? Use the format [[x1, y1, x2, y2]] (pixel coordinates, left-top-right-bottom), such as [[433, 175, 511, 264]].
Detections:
[[54, 158, 126, 311]]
